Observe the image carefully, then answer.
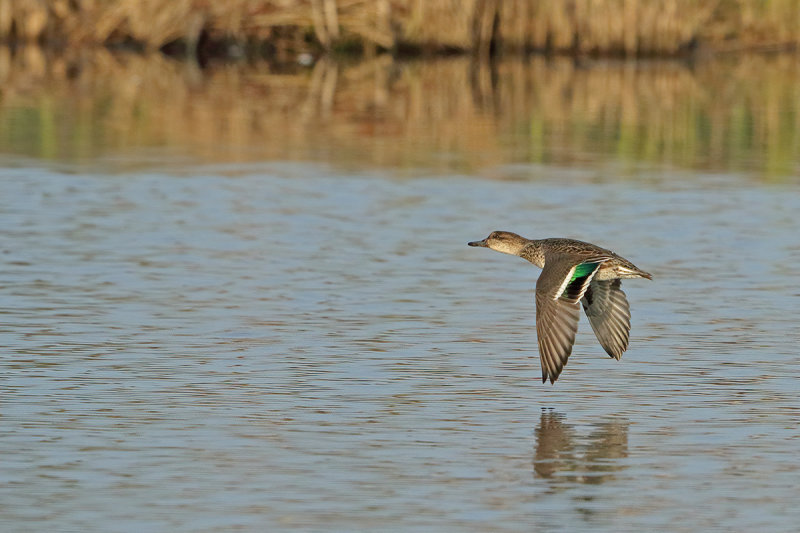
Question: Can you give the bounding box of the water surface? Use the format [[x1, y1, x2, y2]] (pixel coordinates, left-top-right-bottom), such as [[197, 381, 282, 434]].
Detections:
[[2, 164, 799, 531]]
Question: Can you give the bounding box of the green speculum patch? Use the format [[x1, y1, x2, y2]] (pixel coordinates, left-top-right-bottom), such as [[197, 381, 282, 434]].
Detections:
[[570, 261, 600, 282], [561, 262, 601, 301]]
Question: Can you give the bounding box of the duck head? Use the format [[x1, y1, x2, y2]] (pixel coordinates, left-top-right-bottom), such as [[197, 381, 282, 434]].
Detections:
[[468, 231, 528, 256]]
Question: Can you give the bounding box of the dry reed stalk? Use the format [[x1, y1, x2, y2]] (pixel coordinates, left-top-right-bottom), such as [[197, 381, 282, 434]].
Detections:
[[718, 0, 800, 50], [396, 0, 478, 50], [1, 1, 800, 57], [497, 0, 718, 55]]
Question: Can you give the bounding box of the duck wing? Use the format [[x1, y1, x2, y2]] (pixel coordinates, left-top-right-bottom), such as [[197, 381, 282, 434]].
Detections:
[[581, 279, 631, 360], [535, 256, 607, 383]]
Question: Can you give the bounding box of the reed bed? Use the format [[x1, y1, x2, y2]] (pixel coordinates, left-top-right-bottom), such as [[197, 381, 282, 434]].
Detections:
[[1, 0, 800, 56], [0, 47, 797, 177]]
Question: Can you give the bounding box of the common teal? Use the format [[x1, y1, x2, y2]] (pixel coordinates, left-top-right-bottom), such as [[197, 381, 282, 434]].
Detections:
[[468, 231, 652, 384]]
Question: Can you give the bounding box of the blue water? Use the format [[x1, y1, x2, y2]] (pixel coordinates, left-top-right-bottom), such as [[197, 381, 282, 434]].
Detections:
[[2, 164, 799, 531]]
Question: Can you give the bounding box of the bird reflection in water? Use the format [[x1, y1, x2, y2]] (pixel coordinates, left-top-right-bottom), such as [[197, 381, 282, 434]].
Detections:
[[533, 409, 629, 485]]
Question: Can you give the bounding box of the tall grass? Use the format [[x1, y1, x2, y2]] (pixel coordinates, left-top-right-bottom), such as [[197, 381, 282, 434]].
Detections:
[[1, 1, 800, 55]]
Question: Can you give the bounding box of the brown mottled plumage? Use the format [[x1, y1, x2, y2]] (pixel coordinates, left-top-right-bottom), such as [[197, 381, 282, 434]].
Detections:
[[468, 231, 652, 384]]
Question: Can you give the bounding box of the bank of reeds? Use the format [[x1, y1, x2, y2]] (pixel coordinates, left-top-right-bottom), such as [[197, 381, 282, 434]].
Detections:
[[1, 48, 798, 177], [1, 0, 800, 57]]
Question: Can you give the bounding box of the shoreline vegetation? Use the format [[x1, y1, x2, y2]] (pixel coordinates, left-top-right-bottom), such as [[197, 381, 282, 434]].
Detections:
[[1, 0, 800, 59]]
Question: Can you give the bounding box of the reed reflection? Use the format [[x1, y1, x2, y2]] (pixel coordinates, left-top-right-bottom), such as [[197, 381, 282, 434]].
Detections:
[[533, 409, 629, 485], [0, 47, 798, 177]]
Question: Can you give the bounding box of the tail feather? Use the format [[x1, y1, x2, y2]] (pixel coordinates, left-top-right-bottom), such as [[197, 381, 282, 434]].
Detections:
[[618, 265, 652, 280]]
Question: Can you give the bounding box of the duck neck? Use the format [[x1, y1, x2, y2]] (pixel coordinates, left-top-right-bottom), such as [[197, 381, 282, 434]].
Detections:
[[519, 241, 545, 268]]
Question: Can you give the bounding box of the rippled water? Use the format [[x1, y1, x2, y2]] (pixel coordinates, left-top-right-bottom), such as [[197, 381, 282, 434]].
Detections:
[[2, 164, 799, 531]]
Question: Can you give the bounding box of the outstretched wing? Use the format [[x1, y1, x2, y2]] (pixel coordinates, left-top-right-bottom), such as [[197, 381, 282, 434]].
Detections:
[[582, 278, 631, 360], [535, 256, 607, 383]]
